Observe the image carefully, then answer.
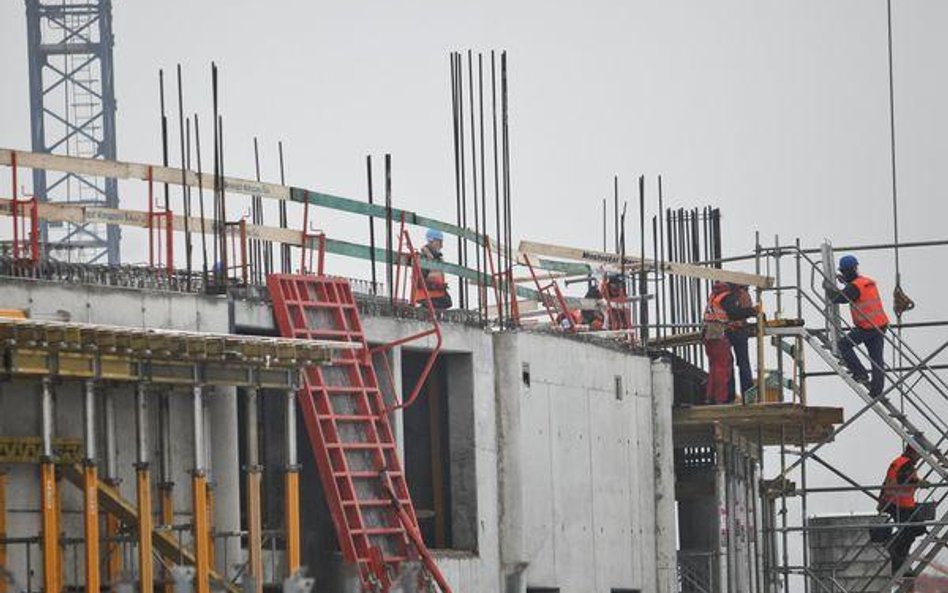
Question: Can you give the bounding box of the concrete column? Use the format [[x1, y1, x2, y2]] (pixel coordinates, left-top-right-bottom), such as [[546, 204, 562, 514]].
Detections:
[[650, 359, 677, 593], [492, 332, 526, 593], [207, 386, 240, 580]]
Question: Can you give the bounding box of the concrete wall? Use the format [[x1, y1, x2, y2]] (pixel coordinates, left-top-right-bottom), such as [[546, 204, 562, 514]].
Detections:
[[0, 278, 676, 593], [517, 332, 664, 593]]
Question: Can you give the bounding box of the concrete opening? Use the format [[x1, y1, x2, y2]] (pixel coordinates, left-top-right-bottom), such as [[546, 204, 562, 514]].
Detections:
[[402, 350, 477, 552]]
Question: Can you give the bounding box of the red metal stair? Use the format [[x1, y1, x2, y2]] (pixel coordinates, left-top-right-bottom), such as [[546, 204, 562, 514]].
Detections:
[[267, 273, 451, 593]]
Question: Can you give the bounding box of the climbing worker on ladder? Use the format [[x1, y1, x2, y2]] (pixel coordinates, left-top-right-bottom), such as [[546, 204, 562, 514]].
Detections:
[[412, 228, 452, 310], [702, 281, 734, 404], [825, 255, 890, 397], [878, 443, 926, 576], [724, 283, 758, 401]]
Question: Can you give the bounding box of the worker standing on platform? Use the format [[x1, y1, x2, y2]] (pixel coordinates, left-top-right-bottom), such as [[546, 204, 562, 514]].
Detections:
[[412, 228, 452, 310], [724, 283, 757, 401], [826, 255, 890, 397], [878, 444, 926, 576], [702, 281, 733, 404]]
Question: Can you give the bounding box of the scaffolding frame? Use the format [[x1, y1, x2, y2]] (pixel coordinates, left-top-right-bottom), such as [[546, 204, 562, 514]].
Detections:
[[749, 237, 948, 593]]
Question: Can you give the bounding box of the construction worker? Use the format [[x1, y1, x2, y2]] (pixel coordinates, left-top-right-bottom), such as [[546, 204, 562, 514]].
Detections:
[[826, 255, 890, 397], [702, 281, 733, 404], [603, 273, 631, 329], [412, 228, 452, 310], [724, 283, 758, 400], [878, 444, 926, 575], [581, 282, 605, 331]]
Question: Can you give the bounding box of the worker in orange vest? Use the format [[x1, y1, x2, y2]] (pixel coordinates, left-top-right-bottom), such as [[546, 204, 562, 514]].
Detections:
[[412, 229, 452, 310], [702, 281, 733, 404], [826, 255, 890, 397], [878, 444, 926, 576]]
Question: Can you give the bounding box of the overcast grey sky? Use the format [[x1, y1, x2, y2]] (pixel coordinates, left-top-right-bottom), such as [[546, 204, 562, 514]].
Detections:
[[2, 0, 948, 544]]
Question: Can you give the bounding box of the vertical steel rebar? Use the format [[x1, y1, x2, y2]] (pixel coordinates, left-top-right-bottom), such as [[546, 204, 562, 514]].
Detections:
[[450, 53, 465, 311], [467, 51, 482, 317], [278, 141, 290, 274], [638, 176, 648, 345], [176, 65, 192, 286], [490, 51, 503, 325], [366, 155, 377, 295], [193, 115, 209, 286], [501, 51, 512, 320], [385, 154, 393, 307], [478, 52, 488, 321]]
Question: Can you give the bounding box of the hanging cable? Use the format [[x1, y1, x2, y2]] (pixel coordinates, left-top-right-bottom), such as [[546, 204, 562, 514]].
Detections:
[[886, 0, 901, 291]]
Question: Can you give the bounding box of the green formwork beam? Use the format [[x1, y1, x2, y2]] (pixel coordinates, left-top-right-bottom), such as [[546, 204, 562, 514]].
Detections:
[[320, 237, 548, 303], [293, 187, 594, 300]]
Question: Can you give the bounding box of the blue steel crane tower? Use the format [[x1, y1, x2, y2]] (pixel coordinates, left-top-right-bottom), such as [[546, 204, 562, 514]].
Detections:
[[24, 0, 121, 264]]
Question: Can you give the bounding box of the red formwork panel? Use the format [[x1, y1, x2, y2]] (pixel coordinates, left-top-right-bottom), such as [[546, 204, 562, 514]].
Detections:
[[267, 274, 421, 590]]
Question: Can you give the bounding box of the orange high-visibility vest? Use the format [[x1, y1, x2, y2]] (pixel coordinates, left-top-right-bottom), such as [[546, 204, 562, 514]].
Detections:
[[703, 291, 729, 324], [850, 276, 889, 330], [411, 247, 448, 304], [881, 455, 918, 510]]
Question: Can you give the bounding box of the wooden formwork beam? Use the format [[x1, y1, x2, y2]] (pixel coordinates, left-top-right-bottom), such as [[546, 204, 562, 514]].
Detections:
[[518, 239, 773, 288]]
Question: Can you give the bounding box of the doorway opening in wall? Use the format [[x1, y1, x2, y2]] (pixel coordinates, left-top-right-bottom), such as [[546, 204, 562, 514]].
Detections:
[[401, 349, 477, 552]]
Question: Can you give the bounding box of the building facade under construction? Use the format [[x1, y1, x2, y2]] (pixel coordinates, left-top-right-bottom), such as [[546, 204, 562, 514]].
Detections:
[[4, 5, 948, 591]]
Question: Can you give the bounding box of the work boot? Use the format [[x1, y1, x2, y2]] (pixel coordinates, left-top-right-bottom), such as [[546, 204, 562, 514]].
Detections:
[[852, 374, 870, 389]]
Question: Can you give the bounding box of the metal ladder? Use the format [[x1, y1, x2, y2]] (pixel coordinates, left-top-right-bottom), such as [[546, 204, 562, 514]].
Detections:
[[521, 252, 575, 330], [267, 274, 451, 593], [768, 245, 948, 591]]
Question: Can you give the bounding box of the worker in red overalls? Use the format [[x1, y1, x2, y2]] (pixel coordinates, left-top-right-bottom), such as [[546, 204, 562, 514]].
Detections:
[[878, 444, 927, 576], [702, 281, 733, 404], [411, 229, 452, 310]]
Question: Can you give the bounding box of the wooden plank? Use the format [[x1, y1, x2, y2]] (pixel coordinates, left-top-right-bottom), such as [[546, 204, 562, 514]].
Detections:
[[518, 239, 773, 288], [0, 148, 289, 201], [2, 149, 608, 281], [673, 403, 843, 427], [0, 148, 492, 246]]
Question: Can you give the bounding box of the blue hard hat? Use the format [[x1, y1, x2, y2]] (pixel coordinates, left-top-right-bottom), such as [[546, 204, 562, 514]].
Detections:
[[838, 255, 859, 271], [426, 228, 444, 242]]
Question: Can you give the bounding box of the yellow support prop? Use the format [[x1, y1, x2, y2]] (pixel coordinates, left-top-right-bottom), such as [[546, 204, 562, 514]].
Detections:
[[284, 470, 300, 575], [246, 471, 263, 593], [206, 486, 216, 570], [83, 464, 101, 593], [105, 512, 122, 585], [192, 475, 210, 593], [40, 461, 58, 593], [159, 486, 173, 593], [137, 468, 154, 593]]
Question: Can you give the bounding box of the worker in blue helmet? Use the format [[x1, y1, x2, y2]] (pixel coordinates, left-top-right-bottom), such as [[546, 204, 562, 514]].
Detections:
[[412, 228, 452, 309], [825, 254, 890, 397]]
